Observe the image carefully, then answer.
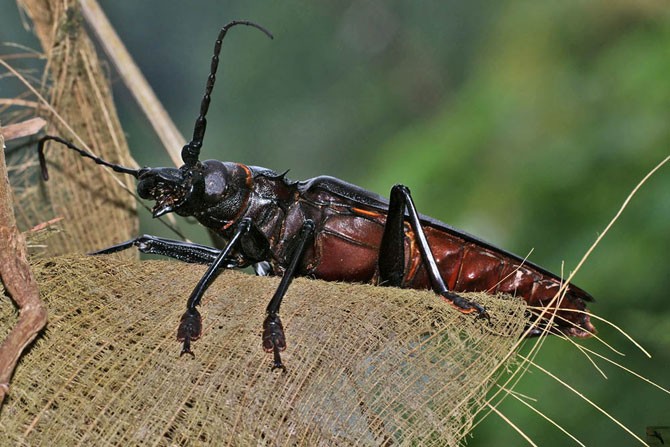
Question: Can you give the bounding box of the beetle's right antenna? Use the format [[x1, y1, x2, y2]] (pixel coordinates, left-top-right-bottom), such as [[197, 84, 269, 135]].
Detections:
[[38, 135, 140, 181], [180, 20, 273, 167]]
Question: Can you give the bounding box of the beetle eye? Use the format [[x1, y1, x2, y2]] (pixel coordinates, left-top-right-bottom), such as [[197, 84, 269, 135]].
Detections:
[[203, 169, 228, 200]]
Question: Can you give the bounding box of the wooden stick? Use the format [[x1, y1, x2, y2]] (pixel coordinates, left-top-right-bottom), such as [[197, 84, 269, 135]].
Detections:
[[0, 117, 46, 141], [78, 0, 186, 166], [0, 129, 48, 408]]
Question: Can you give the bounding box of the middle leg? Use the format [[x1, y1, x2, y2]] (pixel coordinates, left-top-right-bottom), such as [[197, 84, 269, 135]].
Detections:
[[262, 220, 315, 371]]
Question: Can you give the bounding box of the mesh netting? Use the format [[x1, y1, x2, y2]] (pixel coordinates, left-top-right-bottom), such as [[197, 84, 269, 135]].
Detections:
[[7, 0, 137, 256], [0, 255, 527, 446]]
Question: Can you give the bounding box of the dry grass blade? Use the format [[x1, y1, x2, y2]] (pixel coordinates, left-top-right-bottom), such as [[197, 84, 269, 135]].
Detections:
[[78, 0, 186, 165], [520, 355, 648, 446], [572, 344, 670, 396], [495, 385, 586, 447], [486, 402, 538, 447], [471, 154, 670, 445]]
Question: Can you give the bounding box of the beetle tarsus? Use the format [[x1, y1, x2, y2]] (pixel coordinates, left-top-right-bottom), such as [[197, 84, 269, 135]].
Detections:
[[180, 340, 195, 358], [177, 308, 202, 356], [271, 348, 286, 372], [440, 291, 490, 322], [263, 312, 287, 370]]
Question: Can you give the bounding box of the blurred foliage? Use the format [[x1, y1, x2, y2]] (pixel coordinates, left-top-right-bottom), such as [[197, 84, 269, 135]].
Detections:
[[2, 0, 669, 445]]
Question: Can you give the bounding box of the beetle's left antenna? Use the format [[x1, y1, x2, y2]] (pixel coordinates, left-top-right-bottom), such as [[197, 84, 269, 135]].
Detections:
[[180, 20, 273, 167], [38, 135, 140, 180]]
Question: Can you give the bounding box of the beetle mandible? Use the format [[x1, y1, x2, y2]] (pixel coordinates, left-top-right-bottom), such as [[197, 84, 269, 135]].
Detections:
[[37, 20, 595, 370]]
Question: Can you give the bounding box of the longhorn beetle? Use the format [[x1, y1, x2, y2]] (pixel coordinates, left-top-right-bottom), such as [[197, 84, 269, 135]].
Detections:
[[37, 20, 595, 370]]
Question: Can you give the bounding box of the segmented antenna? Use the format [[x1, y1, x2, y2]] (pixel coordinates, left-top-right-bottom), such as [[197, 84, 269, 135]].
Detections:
[[38, 135, 140, 180], [181, 20, 274, 167]]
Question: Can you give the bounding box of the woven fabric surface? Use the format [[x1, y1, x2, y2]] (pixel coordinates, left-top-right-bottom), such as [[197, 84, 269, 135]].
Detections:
[[0, 256, 527, 446]]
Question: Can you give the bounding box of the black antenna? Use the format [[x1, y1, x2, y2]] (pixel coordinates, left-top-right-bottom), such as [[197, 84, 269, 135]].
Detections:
[[37, 135, 140, 181], [180, 20, 273, 167]]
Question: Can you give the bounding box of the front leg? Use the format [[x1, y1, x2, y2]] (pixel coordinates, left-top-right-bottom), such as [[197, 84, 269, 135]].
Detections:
[[379, 185, 489, 319], [92, 227, 263, 356], [178, 218, 252, 356], [93, 235, 236, 355], [262, 220, 315, 371], [92, 234, 234, 266]]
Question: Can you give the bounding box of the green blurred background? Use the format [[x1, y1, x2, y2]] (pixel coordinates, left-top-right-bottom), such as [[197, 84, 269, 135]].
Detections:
[[2, 1, 669, 445]]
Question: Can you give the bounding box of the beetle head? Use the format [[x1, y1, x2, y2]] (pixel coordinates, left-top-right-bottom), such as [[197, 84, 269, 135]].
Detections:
[[137, 160, 250, 221]]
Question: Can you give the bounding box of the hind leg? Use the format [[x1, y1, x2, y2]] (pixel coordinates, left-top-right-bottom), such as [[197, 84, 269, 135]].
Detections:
[[378, 185, 488, 318]]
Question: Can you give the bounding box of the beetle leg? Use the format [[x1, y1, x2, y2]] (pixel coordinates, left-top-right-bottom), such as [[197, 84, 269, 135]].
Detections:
[[92, 234, 237, 265], [262, 220, 315, 371], [178, 218, 252, 356], [378, 186, 407, 288], [380, 185, 489, 320]]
